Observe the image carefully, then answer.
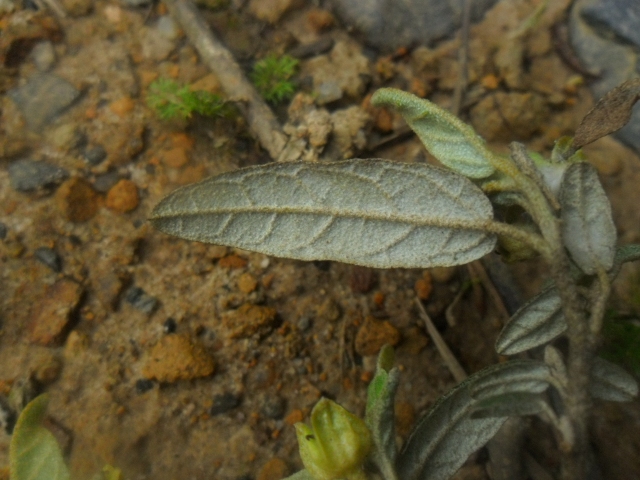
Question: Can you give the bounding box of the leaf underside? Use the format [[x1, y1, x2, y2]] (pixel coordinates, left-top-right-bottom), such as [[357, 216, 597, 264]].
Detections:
[[150, 159, 496, 269], [371, 89, 496, 179], [397, 377, 505, 480], [495, 288, 566, 355], [10, 395, 70, 480], [559, 162, 616, 275], [590, 357, 639, 402]]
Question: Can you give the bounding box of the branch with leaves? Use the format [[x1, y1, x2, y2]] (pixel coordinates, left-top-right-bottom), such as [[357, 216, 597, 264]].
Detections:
[[150, 80, 640, 480]]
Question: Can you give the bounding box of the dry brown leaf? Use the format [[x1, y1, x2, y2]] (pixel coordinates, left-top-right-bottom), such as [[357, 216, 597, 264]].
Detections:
[[573, 78, 640, 149]]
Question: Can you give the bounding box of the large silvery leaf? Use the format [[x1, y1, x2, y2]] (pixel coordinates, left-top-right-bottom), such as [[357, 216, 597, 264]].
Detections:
[[590, 357, 638, 402], [495, 289, 566, 355], [471, 392, 549, 419], [365, 346, 400, 479], [10, 395, 70, 480], [397, 376, 506, 480], [559, 162, 616, 274], [150, 159, 496, 268], [371, 89, 496, 179], [469, 360, 551, 401]]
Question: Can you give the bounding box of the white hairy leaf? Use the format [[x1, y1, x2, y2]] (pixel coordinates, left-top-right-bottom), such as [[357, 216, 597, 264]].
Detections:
[[150, 159, 496, 268], [371, 89, 496, 179], [495, 289, 566, 355], [469, 360, 552, 401], [590, 357, 638, 402], [397, 375, 506, 480], [559, 162, 617, 274]]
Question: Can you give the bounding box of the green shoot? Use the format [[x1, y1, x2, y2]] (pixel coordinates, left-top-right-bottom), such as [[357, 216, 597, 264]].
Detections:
[[250, 54, 298, 104], [146, 78, 228, 120]]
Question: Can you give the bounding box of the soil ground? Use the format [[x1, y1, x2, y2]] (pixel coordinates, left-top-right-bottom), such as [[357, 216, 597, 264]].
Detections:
[[1, 1, 640, 479]]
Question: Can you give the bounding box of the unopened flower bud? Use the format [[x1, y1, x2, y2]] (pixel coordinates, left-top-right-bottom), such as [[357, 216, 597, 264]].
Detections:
[[295, 398, 372, 480]]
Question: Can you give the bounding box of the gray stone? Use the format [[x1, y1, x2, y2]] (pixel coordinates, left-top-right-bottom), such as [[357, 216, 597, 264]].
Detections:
[[84, 145, 107, 166], [30, 41, 56, 72], [7, 74, 80, 131], [34, 246, 62, 272], [259, 394, 286, 420], [210, 392, 241, 415], [92, 170, 119, 192], [9, 159, 69, 192], [124, 286, 159, 314], [570, 0, 640, 153], [330, 0, 499, 52], [581, 0, 640, 49]]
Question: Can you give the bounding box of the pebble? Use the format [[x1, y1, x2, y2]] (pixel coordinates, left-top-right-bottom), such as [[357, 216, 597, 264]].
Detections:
[[34, 246, 62, 272], [218, 254, 248, 269], [284, 409, 304, 425], [297, 316, 312, 332], [414, 272, 433, 301], [163, 317, 177, 334], [237, 272, 258, 294], [30, 41, 56, 71], [9, 159, 69, 192], [142, 334, 215, 383], [0, 223, 7, 240], [156, 15, 180, 41], [210, 392, 241, 415], [93, 171, 120, 193], [56, 178, 99, 223], [109, 96, 135, 117], [48, 124, 85, 151], [124, 286, 159, 314], [248, 0, 295, 24], [331, 0, 498, 52], [7, 73, 80, 131], [28, 280, 83, 346], [256, 458, 289, 480], [106, 179, 139, 213], [83, 145, 107, 165], [354, 316, 401, 357], [260, 393, 286, 419], [162, 147, 189, 168], [135, 378, 155, 394], [223, 304, 278, 339]]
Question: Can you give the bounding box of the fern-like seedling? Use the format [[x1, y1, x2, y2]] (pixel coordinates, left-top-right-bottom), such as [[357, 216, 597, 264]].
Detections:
[[146, 78, 228, 120], [250, 54, 298, 104]]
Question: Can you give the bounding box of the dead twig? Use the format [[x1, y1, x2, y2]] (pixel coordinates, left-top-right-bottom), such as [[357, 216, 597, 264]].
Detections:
[[415, 297, 467, 383], [163, 0, 287, 160]]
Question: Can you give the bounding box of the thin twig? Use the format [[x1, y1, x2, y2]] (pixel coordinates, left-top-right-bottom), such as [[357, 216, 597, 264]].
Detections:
[[452, 0, 472, 115], [163, 0, 287, 160], [415, 297, 467, 383]]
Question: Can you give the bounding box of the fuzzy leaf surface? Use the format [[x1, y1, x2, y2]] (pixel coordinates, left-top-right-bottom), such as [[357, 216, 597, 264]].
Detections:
[[10, 394, 70, 480], [150, 159, 496, 268], [471, 392, 548, 419], [366, 348, 400, 479], [469, 360, 552, 400], [397, 374, 506, 480], [559, 162, 616, 274], [590, 357, 639, 402], [371, 89, 495, 179], [495, 289, 566, 355]]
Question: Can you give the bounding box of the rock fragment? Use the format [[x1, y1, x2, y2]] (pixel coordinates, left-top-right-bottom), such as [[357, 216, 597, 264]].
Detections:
[[28, 279, 83, 346], [355, 316, 401, 357], [106, 179, 139, 213], [124, 286, 158, 314], [223, 304, 278, 339], [142, 334, 215, 383], [210, 392, 241, 415], [9, 159, 68, 192], [34, 246, 62, 272], [56, 178, 99, 222]]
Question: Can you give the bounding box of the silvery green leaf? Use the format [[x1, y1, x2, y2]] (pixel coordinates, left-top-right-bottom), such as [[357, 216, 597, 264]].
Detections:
[[397, 374, 506, 480], [150, 159, 496, 269], [469, 360, 552, 401], [495, 289, 566, 355], [366, 346, 400, 479], [10, 395, 70, 480], [371, 89, 495, 179], [590, 357, 638, 402], [614, 244, 640, 267], [559, 162, 616, 275], [282, 470, 315, 480], [471, 392, 548, 419]]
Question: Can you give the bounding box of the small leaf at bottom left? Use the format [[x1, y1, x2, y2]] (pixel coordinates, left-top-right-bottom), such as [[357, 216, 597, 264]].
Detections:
[[10, 394, 70, 480]]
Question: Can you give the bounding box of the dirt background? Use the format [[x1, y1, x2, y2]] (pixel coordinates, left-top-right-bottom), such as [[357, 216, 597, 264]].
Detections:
[[1, 0, 640, 479]]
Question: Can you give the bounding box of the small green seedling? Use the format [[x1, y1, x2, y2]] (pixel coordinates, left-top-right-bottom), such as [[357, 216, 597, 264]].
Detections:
[[150, 80, 640, 480], [250, 54, 298, 104], [146, 78, 228, 120]]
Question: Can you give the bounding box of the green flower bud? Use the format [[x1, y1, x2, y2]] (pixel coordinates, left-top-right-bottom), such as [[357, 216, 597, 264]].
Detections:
[[295, 398, 372, 480]]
